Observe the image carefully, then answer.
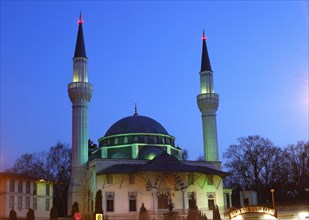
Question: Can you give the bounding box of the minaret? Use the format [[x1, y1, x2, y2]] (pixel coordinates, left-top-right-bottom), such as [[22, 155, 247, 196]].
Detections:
[[197, 31, 219, 161], [68, 13, 93, 213]]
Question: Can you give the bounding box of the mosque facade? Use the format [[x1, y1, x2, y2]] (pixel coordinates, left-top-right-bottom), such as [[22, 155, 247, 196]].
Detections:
[[67, 15, 232, 219]]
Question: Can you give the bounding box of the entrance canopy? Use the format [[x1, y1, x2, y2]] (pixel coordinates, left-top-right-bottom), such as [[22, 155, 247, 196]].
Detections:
[[96, 151, 229, 177]]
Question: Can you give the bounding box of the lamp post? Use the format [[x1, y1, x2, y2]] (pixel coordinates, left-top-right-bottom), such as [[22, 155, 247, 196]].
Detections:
[[270, 189, 275, 209]]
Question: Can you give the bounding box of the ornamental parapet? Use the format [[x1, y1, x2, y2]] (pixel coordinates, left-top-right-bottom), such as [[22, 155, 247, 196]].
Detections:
[[68, 82, 93, 90], [68, 82, 93, 103], [197, 93, 219, 102], [197, 93, 219, 112]]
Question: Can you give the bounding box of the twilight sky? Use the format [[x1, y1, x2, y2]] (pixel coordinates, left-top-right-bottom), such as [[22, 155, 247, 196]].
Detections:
[[1, 1, 308, 171]]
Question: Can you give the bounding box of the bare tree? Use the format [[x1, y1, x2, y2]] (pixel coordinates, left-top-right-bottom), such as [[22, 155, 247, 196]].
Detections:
[[10, 152, 51, 179], [48, 142, 71, 217], [10, 142, 71, 217], [223, 135, 287, 203], [285, 141, 309, 199]]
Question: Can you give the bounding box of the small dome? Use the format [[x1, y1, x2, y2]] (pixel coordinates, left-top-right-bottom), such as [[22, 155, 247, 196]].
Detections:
[[104, 114, 169, 137]]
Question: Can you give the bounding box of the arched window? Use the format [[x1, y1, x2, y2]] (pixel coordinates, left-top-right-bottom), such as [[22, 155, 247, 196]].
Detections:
[[207, 193, 215, 210], [188, 192, 196, 209], [114, 138, 118, 145], [128, 193, 137, 212], [124, 136, 128, 144], [106, 193, 114, 212]]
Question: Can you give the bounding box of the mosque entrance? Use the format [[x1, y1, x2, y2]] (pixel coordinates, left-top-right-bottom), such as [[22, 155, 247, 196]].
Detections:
[[157, 192, 169, 209]]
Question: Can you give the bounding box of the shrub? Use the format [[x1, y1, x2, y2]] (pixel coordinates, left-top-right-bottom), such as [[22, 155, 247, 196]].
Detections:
[[50, 206, 58, 220], [26, 209, 35, 220], [94, 190, 103, 214], [71, 202, 79, 219], [186, 206, 207, 220], [9, 209, 17, 220], [139, 203, 149, 220]]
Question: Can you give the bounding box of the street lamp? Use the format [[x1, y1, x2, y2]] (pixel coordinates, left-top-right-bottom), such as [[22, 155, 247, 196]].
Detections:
[[270, 189, 275, 209]]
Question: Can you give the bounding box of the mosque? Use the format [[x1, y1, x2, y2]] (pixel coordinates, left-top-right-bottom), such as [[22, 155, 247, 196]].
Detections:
[[67, 15, 232, 219]]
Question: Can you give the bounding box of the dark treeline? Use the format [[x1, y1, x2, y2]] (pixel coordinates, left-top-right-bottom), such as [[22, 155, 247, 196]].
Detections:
[[8, 142, 71, 217], [223, 135, 309, 206]]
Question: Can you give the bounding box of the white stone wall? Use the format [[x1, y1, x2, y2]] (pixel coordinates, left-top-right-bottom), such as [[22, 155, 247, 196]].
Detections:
[[92, 170, 227, 219]]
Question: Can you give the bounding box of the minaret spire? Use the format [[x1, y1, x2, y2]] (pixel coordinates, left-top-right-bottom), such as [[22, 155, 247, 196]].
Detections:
[[197, 30, 219, 162], [74, 12, 86, 58], [201, 30, 212, 72]]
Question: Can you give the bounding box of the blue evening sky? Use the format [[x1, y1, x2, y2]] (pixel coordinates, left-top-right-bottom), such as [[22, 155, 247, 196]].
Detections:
[[1, 1, 308, 171]]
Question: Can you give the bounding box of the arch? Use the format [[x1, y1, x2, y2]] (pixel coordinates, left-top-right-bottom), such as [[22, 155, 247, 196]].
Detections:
[[152, 172, 185, 190], [111, 151, 130, 159], [207, 192, 216, 210], [128, 192, 137, 211], [137, 146, 164, 160], [105, 192, 115, 212]]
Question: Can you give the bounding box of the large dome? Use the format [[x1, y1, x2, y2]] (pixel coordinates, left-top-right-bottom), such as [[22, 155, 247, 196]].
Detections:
[[104, 114, 169, 137], [95, 113, 182, 160]]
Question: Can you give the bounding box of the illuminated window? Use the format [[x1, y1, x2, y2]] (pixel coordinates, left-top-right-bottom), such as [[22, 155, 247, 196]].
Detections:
[[10, 179, 15, 192], [9, 195, 14, 209], [106, 193, 114, 212], [124, 137, 128, 144], [114, 138, 118, 145], [18, 181, 22, 193], [128, 193, 137, 211]]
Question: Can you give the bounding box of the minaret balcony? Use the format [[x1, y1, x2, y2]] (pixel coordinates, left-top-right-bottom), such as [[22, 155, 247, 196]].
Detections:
[[197, 93, 219, 113], [68, 82, 93, 104], [197, 93, 219, 101]]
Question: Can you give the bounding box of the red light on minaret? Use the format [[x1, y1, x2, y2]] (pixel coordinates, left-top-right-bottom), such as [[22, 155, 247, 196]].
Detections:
[[78, 12, 83, 24], [202, 30, 207, 40]]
